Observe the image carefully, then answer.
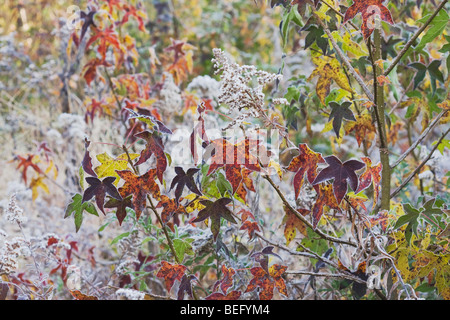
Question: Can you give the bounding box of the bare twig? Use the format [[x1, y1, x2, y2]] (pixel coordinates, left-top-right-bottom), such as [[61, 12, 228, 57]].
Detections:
[[390, 110, 448, 169], [390, 128, 450, 199]]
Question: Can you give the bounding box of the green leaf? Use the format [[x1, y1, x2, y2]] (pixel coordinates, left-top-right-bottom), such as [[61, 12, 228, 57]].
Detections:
[[415, 9, 449, 51], [394, 203, 420, 244], [432, 138, 450, 155], [110, 232, 131, 245], [328, 101, 356, 138], [216, 171, 233, 196], [173, 238, 195, 262], [281, 4, 303, 47], [79, 166, 85, 189], [65, 193, 99, 232], [420, 199, 444, 230]]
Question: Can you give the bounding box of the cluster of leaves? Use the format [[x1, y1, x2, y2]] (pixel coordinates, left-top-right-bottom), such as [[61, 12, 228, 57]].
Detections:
[[5, 0, 449, 301]]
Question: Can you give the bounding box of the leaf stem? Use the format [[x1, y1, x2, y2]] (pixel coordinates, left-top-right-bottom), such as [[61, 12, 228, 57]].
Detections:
[[122, 145, 199, 300]]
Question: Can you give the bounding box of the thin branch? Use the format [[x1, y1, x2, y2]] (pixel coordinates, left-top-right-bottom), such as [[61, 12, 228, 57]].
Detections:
[[383, 0, 449, 76], [285, 270, 365, 283], [390, 128, 450, 199], [262, 174, 357, 247], [313, 12, 375, 102], [390, 110, 448, 169]]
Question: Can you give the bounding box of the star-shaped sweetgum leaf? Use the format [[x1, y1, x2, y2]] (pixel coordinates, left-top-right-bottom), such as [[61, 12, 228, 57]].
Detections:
[[192, 198, 237, 241], [94, 152, 139, 186], [15, 154, 42, 184], [245, 264, 288, 300], [312, 155, 365, 205], [156, 195, 187, 225], [345, 114, 376, 147], [156, 261, 187, 292], [344, 0, 394, 39], [213, 265, 236, 295], [328, 101, 356, 138], [285, 143, 325, 199], [240, 219, 261, 240], [308, 55, 354, 105], [79, 10, 97, 43], [104, 194, 133, 226], [382, 36, 402, 60], [409, 60, 445, 94], [302, 24, 328, 54], [116, 169, 161, 220], [235, 168, 256, 203], [85, 26, 121, 61], [205, 138, 261, 194], [82, 176, 122, 214], [169, 167, 202, 204], [134, 131, 167, 183], [65, 193, 99, 232]]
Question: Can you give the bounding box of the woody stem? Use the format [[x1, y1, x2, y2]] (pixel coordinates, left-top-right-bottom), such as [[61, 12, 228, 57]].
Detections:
[[122, 145, 199, 300], [372, 28, 391, 211]]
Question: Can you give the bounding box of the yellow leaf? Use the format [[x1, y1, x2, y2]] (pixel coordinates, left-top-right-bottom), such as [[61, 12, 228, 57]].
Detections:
[[308, 56, 354, 105], [94, 153, 139, 185], [30, 176, 49, 202], [183, 193, 207, 214]]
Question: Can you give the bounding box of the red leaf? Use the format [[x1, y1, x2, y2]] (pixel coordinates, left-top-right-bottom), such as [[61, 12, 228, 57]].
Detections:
[[116, 169, 161, 220], [205, 290, 241, 300], [355, 157, 382, 201], [134, 131, 167, 182], [156, 261, 187, 292], [312, 155, 365, 204], [82, 138, 97, 177], [344, 0, 394, 39], [15, 154, 42, 184], [81, 176, 122, 214], [311, 183, 339, 228], [213, 265, 236, 294], [156, 195, 187, 225], [286, 144, 325, 199], [240, 220, 261, 240], [245, 264, 287, 300], [70, 290, 98, 300]]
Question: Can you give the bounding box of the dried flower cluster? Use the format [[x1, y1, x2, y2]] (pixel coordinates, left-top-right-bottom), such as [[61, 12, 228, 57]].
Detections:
[[5, 194, 27, 225], [0, 237, 25, 275], [212, 48, 284, 129]]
